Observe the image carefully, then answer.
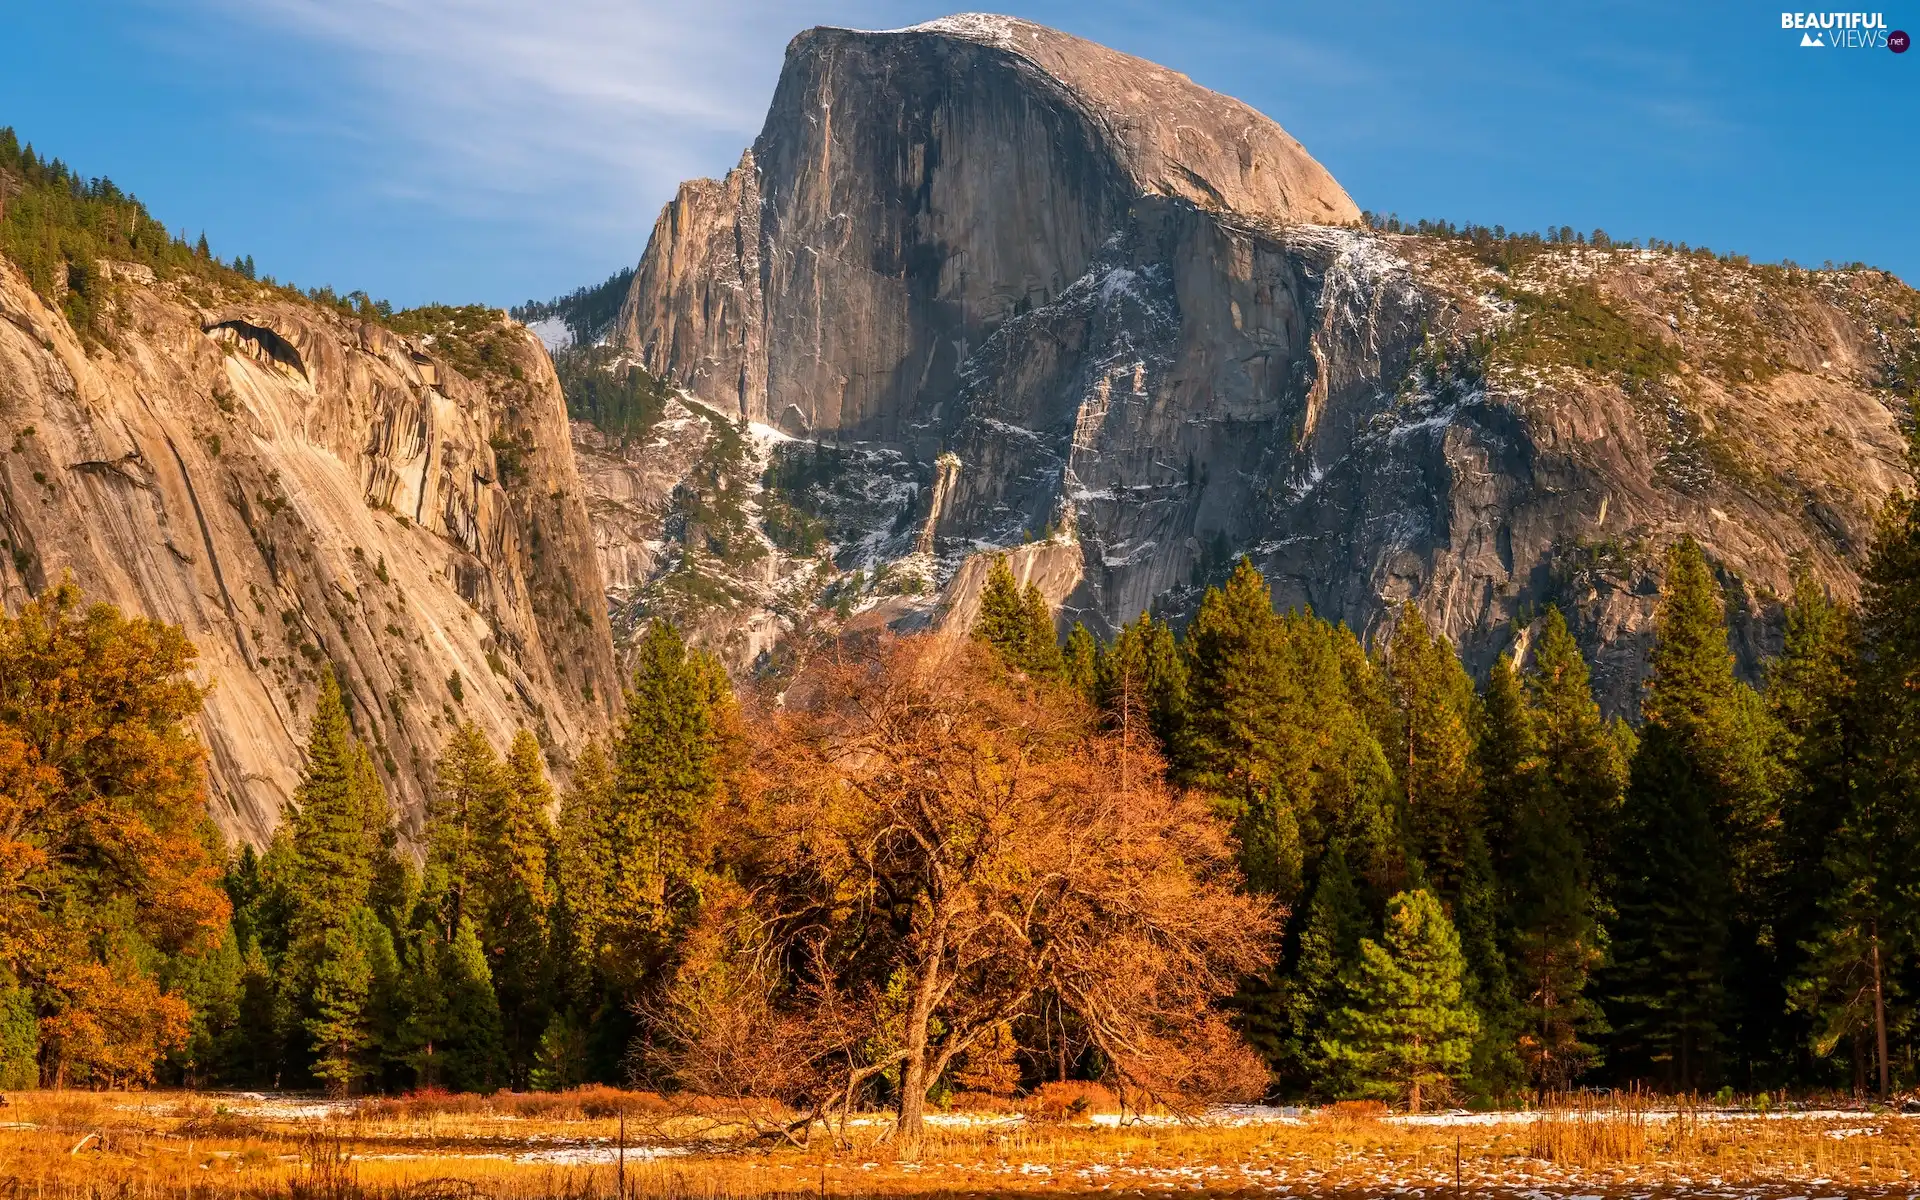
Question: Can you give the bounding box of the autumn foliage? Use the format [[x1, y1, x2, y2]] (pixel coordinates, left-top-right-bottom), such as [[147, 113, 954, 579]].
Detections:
[[656, 636, 1278, 1155], [0, 582, 228, 1086]]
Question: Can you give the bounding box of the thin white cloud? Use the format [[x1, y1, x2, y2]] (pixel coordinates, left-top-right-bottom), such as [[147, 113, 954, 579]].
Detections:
[[199, 0, 926, 245]]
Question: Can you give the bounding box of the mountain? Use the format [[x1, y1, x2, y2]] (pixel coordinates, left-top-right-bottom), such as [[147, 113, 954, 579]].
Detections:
[[599, 12, 1918, 711], [0, 139, 621, 841]]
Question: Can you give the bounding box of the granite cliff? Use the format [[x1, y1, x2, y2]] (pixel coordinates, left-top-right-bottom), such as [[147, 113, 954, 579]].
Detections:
[[0, 261, 621, 844], [600, 12, 1918, 711]]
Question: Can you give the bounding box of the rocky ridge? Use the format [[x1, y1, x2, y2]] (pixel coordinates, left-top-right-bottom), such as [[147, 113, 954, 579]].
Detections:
[[596, 12, 1917, 712], [0, 262, 621, 843]]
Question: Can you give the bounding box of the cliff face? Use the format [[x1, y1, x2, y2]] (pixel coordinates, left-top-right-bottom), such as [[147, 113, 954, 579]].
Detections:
[[0, 261, 621, 843], [605, 12, 1916, 709], [618, 13, 1358, 436]]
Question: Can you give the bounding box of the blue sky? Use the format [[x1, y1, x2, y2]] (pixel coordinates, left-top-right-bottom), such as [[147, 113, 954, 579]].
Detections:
[[2, 2, 1912, 308]]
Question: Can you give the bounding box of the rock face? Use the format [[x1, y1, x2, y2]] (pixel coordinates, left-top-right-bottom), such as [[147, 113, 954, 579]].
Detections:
[[618, 13, 1359, 436], [607, 12, 1916, 711], [0, 262, 622, 844]]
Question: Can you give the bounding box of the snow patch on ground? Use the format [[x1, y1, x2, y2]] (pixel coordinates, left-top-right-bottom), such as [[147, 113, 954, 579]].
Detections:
[[525, 316, 571, 352]]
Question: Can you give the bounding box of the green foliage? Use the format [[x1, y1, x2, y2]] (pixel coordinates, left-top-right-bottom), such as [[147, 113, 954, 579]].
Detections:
[[602, 623, 731, 982], [305, 923, 373, 1096], [386, 305, 521, 380], [969, 556, 1063, 677], [1062, 623, 1098, 697], [1386, 604, 1481, 901], [1492, 284, 1683, 390], [758, 442, 847, 555], [0, 985, 38, 1088], [553, 344, 674, 441], [1093, 611, 1190, 759], [0, 127, 234, 338], [1606, 540, 1779, 1089], [511, 267, 635, 347], [483, 730, 556, 1087], [669, 406, 764, 570], [438, 918, 506, 1092], [1321, 889, 1479, 1112]]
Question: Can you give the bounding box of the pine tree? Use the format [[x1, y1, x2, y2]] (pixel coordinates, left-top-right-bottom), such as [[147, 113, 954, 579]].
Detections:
[[287, 672, 377, 940], [1386, 604, 1481, 901], [605, 623, 732, 987], [484, 730, 556, 1087], [1322, 889, 1479, 1111], [1527, 609, 1628, 873], [306, 924, 372, 1097], [428, 722, 506, 939], [1182, 559, 1282, 800], [1062, 623, 1098, 697], [1017, 582, 1063, 676], [438, 918, 505, 1091], [971, 556, 1029, 661], [0, 981, 39, 1088], [1094, 611, 1189, 762], [1483, 641, 1609, 1090], [1457, 833, 1524, 1098], [399, 925, 450, 1088], [1606, 540, 1773, 1088], [1260, 841, 1370, 1094], [281, 671, 394, 1090], [231, 939, 283, 1087], [1476, 653, 1537, 862], [1784, 458, 1920, 1096]]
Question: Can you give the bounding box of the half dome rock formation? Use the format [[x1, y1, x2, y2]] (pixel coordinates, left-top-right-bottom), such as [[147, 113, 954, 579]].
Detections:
[[0, 260, 621, 844], [618, 12, 1359, 436], [605, 11, 1918, 710]]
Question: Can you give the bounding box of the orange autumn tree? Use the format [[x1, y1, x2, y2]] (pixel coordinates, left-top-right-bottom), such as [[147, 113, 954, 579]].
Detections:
[[658, 635, 1279, 1158], [0, 581, 229, 1086]]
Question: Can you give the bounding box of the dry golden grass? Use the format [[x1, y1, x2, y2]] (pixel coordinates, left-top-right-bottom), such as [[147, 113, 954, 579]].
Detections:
[[0, 1088, 1916, 1199]]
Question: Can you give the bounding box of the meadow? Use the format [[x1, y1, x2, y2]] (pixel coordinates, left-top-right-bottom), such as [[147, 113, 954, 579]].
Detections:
[[1, 1088, 1916, 1200]]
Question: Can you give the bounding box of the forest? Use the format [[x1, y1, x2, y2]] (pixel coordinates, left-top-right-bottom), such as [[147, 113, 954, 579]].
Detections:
[[0, 427, 1914, 1142], [4, 118, 1920, 1134]]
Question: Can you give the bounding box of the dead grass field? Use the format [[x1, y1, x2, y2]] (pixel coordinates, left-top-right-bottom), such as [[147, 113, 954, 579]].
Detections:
[[0, 1088, 1915, 1199]]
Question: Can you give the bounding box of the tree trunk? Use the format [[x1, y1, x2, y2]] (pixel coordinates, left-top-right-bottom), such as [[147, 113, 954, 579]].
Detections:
[[1871, 919, 1891, 1100], [894, 933, 945, 1161]]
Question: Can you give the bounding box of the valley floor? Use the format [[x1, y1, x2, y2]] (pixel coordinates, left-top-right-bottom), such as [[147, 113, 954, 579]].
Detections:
[[0, 1089, 1916, 1199]]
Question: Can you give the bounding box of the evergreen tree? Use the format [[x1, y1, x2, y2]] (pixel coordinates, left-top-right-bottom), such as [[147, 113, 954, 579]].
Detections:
[[1094, 611, 1189, 762], [287, 672, 377, 940], [438, 918, 506, 1091], [0, 982, 37, 1088], [1483, 641, 1609, 1090], [1607, 540, 1775, 1088], [1182, 559, 1282, 801], [280, 671, 394, 1090], [1322, 888, 1479, 1111], [1386, 604, 1482, 901], [1258, 841, 1370, 1094], [971, 556, 1029, 662], [606, 622, 733, 988], [1017, 582, 1063, 676], [550, 739, 623, 1083], [427, 722, 506, 940], [1793, 455, 1920, 1096], [305, 924, 372, 1096], [1062, 622, 1098, 697], [485, 730, 556, 1087], [1528, 609, 1629, 873], [231, 939, 284, 1087]]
